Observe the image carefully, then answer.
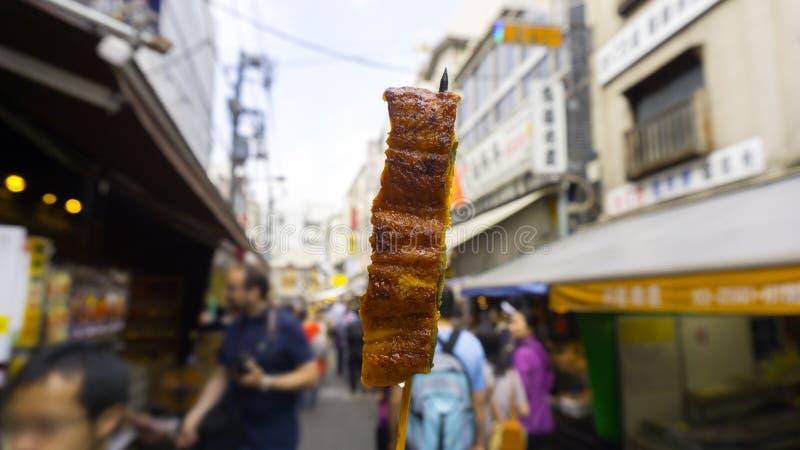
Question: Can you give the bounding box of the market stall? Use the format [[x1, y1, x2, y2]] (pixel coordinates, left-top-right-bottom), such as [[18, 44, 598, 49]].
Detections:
[[459, 174, 800, 448], [457, 288, 600, 449], [0, 0, 249, 413]]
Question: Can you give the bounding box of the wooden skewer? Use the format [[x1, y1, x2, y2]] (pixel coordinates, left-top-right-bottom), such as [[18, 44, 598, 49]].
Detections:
[[395, 378, 414, 450], [394, 67, 448, 450]]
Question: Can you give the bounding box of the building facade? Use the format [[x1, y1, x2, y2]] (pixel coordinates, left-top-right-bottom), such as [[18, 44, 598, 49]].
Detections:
[[429, 0, 595, 276], [588, 0, 800, 218], [585, 0, 800, 440], [136, 1, 216, 170]]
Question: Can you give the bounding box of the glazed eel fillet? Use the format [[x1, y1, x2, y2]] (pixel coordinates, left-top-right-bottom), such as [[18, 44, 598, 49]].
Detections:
[[360, 85, 460, 387]]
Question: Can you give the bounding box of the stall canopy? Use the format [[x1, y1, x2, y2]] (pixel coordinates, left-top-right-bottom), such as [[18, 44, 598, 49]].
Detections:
[[446, 188, 555, 251], [0, 0, 248, 250], [459, 174, 800, 314]]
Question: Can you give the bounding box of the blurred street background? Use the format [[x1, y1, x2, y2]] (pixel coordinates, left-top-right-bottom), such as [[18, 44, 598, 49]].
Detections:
[[298, 373, 376, 450], [1, 0, 800, 449]]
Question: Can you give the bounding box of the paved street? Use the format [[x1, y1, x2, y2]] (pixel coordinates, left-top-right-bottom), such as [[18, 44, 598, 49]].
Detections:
[[299, 373, 377, 450]]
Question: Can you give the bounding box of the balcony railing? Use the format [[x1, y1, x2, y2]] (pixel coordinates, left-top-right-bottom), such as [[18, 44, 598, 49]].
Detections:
[[625, 89, 711, 179]]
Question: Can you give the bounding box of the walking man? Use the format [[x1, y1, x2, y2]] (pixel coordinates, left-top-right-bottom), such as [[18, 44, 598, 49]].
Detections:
[[178, 265, 319, 450]]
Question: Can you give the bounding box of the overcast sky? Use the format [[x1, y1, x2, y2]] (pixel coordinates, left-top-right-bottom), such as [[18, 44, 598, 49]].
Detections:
[[209, 0, 461, 221]]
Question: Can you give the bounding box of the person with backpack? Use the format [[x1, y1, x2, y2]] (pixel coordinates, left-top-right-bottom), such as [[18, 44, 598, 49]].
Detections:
[[508, 308, 555, 450], [390, 288, 487, 450], [478, 332, 530, 450]]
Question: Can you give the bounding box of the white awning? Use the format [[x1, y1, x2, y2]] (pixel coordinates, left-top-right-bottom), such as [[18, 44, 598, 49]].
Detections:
[[446, 187, 556, 250], [461, 174, 800, 290]]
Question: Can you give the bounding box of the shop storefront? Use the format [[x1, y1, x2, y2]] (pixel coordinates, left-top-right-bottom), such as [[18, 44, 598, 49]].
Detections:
[[455, 281, 599, 449], [447, 186, 560, 277], [0, 0, 249, 413], [459, 174, 800, 448]]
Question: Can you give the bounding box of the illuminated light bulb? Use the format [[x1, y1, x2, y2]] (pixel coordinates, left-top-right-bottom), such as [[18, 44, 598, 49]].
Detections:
[[42, 193, 57, 205], [65, 198, 82, 214], [5, 175, 25, 193]]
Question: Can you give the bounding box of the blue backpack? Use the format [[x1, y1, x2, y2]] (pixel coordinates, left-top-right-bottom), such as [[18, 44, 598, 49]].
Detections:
[[407, 329, 475, 450]]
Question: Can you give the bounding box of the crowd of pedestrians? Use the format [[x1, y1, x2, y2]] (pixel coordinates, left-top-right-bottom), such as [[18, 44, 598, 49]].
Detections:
[[0, 267, 555, 450], [380, 289, 555, 450]]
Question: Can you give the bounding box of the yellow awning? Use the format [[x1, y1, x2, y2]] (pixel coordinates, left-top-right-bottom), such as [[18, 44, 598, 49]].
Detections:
[[551, 265, 800, 315]]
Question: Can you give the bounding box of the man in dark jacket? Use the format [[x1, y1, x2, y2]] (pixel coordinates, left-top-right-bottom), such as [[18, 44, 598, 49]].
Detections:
[[178, 265, 319, 450]]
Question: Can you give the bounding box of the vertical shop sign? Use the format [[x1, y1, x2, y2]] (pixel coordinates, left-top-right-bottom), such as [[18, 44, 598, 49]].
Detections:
[[531, 80, 567, 174]]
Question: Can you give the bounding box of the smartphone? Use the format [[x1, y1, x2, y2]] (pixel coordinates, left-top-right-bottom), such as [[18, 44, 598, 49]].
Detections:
[[236, 353, 253, 376]]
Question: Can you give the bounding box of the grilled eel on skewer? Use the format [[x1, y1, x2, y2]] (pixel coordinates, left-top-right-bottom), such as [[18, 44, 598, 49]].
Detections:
[[360, 81, 460, 387]]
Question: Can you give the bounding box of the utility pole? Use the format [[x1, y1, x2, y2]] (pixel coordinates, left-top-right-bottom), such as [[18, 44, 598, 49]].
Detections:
[[229, 51, 247, 203], [227, 51, 273, 217]]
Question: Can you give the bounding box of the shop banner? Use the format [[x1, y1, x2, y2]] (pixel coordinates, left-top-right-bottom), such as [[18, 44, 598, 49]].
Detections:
[[551, 265, 800, 314], [606, 137, 765, 216], [0, 225, 28, 363]]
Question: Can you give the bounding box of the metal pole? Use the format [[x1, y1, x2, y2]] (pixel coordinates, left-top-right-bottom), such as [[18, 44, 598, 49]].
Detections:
[[229, 51, 246, 203], [558, 179, 570, 237]]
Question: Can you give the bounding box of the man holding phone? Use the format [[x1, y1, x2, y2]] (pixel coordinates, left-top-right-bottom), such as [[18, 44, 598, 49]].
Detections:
[[178, 265, 318, 450]]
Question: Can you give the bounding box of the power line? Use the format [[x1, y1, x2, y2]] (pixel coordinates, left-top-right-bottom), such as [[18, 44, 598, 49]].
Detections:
[[208, 0, 414, 73]]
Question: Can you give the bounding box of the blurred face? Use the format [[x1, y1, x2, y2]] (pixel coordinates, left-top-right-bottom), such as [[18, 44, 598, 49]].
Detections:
[[225, 268, 250, 311], [509, 312, 531, 340], [2, 374, 99, 450]]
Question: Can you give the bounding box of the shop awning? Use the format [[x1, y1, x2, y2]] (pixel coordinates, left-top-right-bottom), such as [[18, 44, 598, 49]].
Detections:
[[0, 0, 248, 249], [551, 265, 800, 314], [460, 174, 800, 314], [461, 282, 548, 298], [446, 187, 555, 250]]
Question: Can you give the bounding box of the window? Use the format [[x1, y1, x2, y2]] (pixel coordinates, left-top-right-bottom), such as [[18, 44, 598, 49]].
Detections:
[[475, 50, 495, 109], [497, 44, 516, 82], [495, 88, 518, 123], [474, 113, 491, 142], [460, 129, 473, 149], [459, 76, 477, 125], [625, 49, 710, 178], [629, 52, 704, 123], [521, 59, 550, 99]]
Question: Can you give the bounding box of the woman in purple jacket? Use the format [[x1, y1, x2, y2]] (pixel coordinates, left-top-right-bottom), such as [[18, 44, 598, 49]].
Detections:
[[509, 309, 555, 450]]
